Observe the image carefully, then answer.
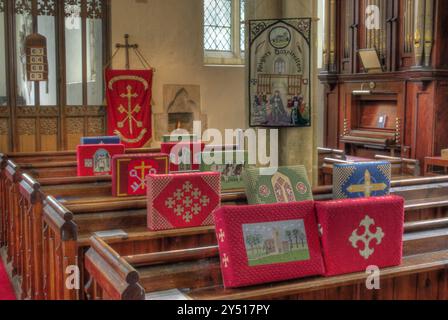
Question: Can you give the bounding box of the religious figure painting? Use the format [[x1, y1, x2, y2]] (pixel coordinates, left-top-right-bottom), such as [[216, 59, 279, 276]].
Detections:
[[249, 18, 312, 128]]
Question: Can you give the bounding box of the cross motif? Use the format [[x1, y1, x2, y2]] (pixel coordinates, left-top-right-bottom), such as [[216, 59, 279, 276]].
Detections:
[[347, 170, 387, 197], [192, 188, 201, 199], [131, 161, 153, 191], [183, 181, 193, 192], [183, 197, 193, 208], [222, 254, 229, 268], [183, 212, 193, 223], [192, 203, 202, 215], [174, 205, 184, 216], [165, 198, 175, 209], [118, 85, 143, 135], [174, 189, 184, 200], [218, 229, 225, 243], [349, 215, 385, 260], [200, 196, 210, 206]]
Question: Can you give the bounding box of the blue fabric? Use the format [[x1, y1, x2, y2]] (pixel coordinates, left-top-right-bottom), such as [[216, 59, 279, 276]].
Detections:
[[333, 161, 391, 199], [80, 136, 121, 145]]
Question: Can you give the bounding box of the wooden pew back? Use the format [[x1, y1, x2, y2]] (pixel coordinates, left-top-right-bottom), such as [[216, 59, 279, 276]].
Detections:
[[42, 196, 78, 300], [85, 219, 448, 300]]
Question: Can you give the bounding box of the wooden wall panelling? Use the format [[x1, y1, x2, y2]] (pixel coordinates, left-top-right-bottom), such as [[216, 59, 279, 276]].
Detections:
[[325, 87, 339, 149], [407, 82, 434, 162], [433, 0, 448, 68], [434, 81, 448, 153], [0, 0, 110, 152]]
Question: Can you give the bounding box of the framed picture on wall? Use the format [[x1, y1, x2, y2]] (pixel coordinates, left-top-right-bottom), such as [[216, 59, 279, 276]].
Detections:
[[248, 18, 312, 128]]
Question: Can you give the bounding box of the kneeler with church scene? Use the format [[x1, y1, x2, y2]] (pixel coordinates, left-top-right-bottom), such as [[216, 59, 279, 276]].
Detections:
[[333, 161, 391, 199], [77, 144, 125, 177], [112, 154, 169, 197], [242, 166, 313, 205], [214, 202, 325, 288], [146, 172, 221, 231], [161, 142, 205, 172], [316, 196, 404, 276]]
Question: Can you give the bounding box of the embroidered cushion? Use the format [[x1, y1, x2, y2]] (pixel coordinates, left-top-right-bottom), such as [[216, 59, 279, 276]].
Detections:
[[77, 144, 125, 177], [160, 142, 205, 172], [146, 172, 221, 231], [333, 161, 391, 199], [243, 166, 313, 204], [315, 196, 404, 276], [162, 134, 198, 143], [214, 202, 325, 288], [200, 150, 248, 191], [80, 136, 121, 145], [112, 153, 169, 197]]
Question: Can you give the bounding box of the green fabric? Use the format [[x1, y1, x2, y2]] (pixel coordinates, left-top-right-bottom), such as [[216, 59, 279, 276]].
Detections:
[[243, 166, 313, 204], [200, 150, 248, 190]]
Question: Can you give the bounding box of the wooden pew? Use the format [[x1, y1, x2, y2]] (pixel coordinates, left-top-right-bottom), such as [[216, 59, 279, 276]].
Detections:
[[38, 176, 448, 300], [10, 168, 448, 299], [3, 152, 448, 300], [85, 218, 448, 300], [374, 155, 420, 177], [319, 156, 420, 186], [317, 148, 346, 185]]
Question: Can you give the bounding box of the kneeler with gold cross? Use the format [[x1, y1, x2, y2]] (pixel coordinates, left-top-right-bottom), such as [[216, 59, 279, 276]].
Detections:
[[333, 161, 392, 199]]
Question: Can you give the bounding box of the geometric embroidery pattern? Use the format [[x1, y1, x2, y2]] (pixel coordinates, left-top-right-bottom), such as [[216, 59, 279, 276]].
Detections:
[[333, 165, 356, 199], [165, 181, 210, 223]]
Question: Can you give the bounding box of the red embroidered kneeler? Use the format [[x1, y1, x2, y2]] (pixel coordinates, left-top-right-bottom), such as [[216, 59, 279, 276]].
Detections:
[[112, 153, 169, 197], [146, 172, 221, 231], [77, 144, 125, 177], [214, 202, 325, 288], [160, 142, 205, 172], [316, 196, 404, 276]]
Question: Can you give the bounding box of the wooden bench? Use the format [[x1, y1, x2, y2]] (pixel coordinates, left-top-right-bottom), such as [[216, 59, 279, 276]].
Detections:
[[319, 156, 420, 186], [317, 148, 346, 185], [34, 175, 448, 300], [7, 166, 448, 299], [85, 218, 448, 300], [2, 151, 448, 300]]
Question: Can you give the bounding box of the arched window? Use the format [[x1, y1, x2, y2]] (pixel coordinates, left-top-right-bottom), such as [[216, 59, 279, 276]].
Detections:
[[274, 58, 286, 74]]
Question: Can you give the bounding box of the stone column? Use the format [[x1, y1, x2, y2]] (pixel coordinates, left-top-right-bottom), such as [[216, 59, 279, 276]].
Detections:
[[279, 0, 318, 184]]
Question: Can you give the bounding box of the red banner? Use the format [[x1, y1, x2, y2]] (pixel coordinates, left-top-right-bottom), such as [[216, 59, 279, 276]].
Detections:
[[106, 69, 153, 148]]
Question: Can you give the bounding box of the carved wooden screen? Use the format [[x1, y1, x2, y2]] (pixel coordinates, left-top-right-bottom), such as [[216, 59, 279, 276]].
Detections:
[[0, 0, 110, 153]]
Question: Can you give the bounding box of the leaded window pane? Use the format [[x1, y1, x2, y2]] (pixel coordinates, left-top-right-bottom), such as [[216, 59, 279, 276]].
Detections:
[[204, 0, 232, 51]]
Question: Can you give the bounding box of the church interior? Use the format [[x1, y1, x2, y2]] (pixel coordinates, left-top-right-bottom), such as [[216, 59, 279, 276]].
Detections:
[[1, 0, 448, 301]]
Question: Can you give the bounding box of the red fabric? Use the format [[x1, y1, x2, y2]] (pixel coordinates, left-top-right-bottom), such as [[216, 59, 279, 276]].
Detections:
[[77, 144, 125, 177], [147, 172, 221, 231], [316, 196, 404, 276], [112, 153, 169, 197], [0, 259, 15, 300], [161, 142, 205, 172], [106, 69, 153, 148], [214, 202, 325, 288]]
